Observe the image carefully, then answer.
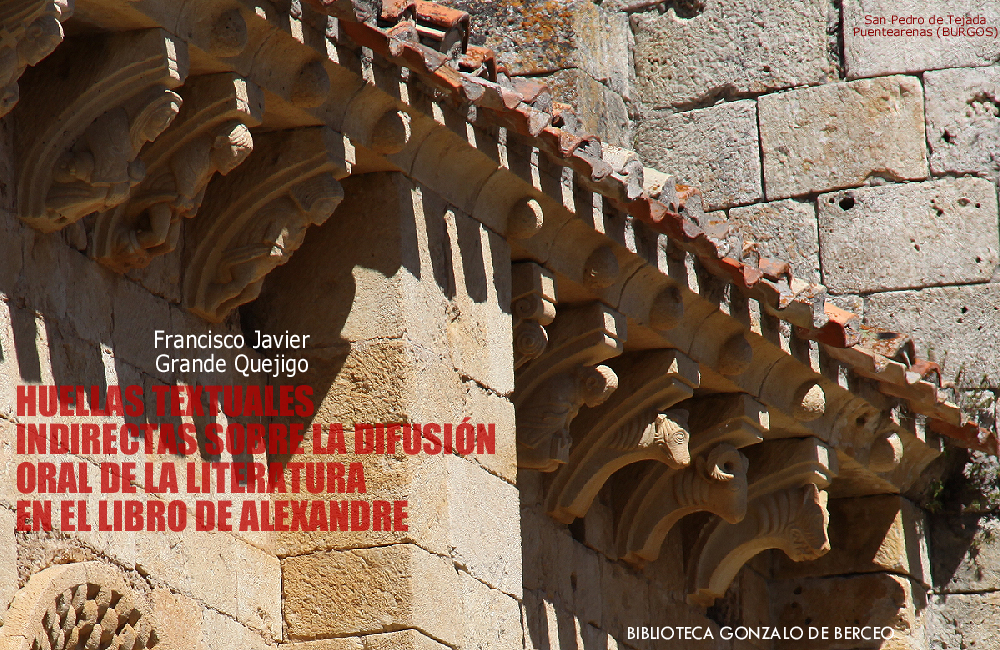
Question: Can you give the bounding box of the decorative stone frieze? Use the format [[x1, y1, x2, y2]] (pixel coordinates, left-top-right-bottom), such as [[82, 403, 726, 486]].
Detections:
[[13, 28, 189, 233], [91, 73, 265, 271], [514, 302, 625, 471], [0, 0, 72, 117], [182, 126, 352, 322], [0, 562, 158, 650], [547, 349, 700, 523]]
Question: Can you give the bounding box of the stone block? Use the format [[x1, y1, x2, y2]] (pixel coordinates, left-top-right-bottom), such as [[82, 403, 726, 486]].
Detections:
[[926, 592, 1000, 650], [545, 69, 631, 146], [844, 0, 1000, 78], [864, 283, 1000, 386], [200, 604, 272, 650], [441, 1, 632, 99], [151, 589, 209, 650], [772, 495, 930, 586], [364, 630, 448, 650], [250, 172, 513, 396], [111, 276, 173, 375], [461, 380, 516, 483], [282, 544, 461, 646], [636, 100, 761, 210], [630, 0, 833, 108], [771, 573, 925, 649], [235, 539, 282, 640], [817, 177, 998, 293], [446, 455, 522, 597], [726, 199, 821, 283], [759, 76, 928, 199], [930, 513, 1000, 592], [0, 507, 15, 620], [600, 559, 650, 643], [459, 570, 523, 650], [925, 66, 1000, 180]]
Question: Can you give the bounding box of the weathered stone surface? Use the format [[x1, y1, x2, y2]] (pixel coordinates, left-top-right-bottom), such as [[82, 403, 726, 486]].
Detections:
[[364, 630, 449, 650], [251, 172, 514, 397], [725, 200, 821, 283], [772, 495, 931, 585], [864, 283, 1000, 386], [459, 571, 523, 650], [926, 592, 1000, 650], [925, 66, 1000, 180], [636, 100, 761, 210], [771, 573, 925, 649], [283, 544, 460, 644], [630, 0, 834, 107], [930, 514, 1000, 592], [759, 76, 928, 199], [200, 604, 272, 650], [439, 0, 633, 99], [844, 0, 1000, 78], [545, 69, 631, 146], [818, 177, 998, 293], [150, 589, 208, 650], [0, 507, 15, 620]]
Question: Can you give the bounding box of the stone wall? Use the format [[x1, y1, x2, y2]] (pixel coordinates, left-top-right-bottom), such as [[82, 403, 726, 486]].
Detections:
[[0, 118, 280, 650], [437, 0, 1000, 647]]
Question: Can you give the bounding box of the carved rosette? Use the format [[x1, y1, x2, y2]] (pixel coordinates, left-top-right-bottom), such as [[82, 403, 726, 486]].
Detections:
[[0, 0, 73, 117], [0, 562, 158, 650], [91, 73, 265, 271], [546, 349, 701, 524], [13, 29, 190, 233], [511, 262, 557, 370], [183, 126, 352, 322], [514, 302, 626, 471]]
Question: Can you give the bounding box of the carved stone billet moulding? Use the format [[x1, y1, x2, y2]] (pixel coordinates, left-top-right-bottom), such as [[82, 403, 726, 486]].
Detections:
[[183, 126, 352, 322], [515, 302, 626, 472], [547, 349, 701, 524], [511, 262, 557, 370], [0, 562, 157, 650], [684, 437, 839, 606], [0, 0, 73, 117], [91, 73, 265, 272], [616, 393, 769, 564], [13, 29, 189, 233]]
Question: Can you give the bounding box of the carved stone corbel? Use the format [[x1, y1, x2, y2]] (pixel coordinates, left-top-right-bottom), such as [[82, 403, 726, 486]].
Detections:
[[546, 349, 700, 523], [0, 0, 72, 117], [0, 561, 158, 650], [687, 484, 831, 606], [515, 302, 626, 471], [13, 29, 190, 233], [615, 393, 769, 563], [617, 443, 749, 564], [684, 437, 839, 606], [511, 262, 557, 370], [91, 73, 265, 271], [183, 126, 352, 322]]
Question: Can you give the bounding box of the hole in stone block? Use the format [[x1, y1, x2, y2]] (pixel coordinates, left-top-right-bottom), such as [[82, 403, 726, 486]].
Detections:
[[839, 196, 855, 210]]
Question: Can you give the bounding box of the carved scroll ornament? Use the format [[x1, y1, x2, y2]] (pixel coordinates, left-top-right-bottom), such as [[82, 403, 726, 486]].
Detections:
[[13, 29, 189, 233], [91, 73, 265, 271], [183, 126, 352, 322]]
